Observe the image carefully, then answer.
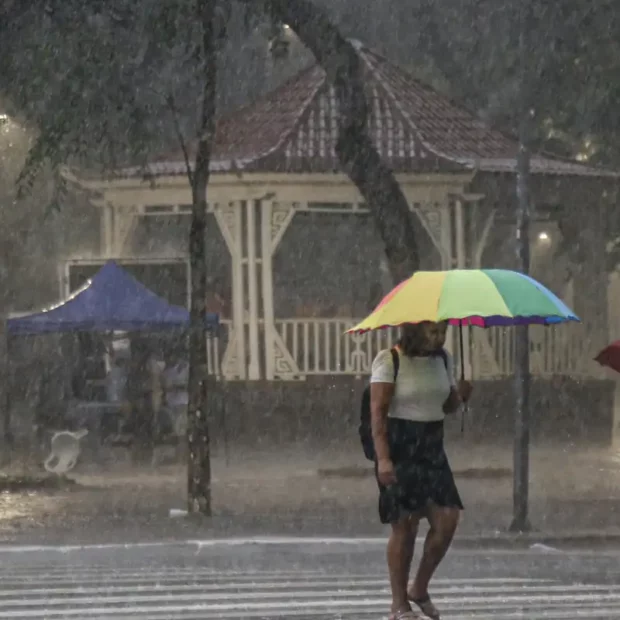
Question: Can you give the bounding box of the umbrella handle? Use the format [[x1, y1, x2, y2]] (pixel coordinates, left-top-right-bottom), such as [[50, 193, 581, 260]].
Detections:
[[459, 323, 467, 433], [459, 322, 466, 382]]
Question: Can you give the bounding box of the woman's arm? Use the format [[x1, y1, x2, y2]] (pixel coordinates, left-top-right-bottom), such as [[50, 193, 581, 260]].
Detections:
[[369, 350, 397, 486], [370, 382, 394, 463]]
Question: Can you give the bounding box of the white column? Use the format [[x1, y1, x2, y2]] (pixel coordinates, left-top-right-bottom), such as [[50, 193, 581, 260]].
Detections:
[[261, 201, 276, 380], [232, 204, 246, 379], [473, 211, 495, 268], [455, 199, 466, 269], [439, 201, 453, 270], [111, 205, 138, 256], [101, 204, 114, 257], [246, 201, 260, 380], [454, 198, 472, 379], [214, 202, 246, 380], [61, 261, 71, 299], [260, 201, 300, 380]]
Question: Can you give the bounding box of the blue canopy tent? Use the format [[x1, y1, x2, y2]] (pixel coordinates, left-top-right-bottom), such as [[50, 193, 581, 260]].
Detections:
[[3, 261, 220, 457], [6, 261, 219, 334]]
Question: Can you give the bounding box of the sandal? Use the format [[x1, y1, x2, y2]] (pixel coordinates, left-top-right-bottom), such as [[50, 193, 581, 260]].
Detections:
[[409, 595, 440, 620], [389, 610, 422, 620]]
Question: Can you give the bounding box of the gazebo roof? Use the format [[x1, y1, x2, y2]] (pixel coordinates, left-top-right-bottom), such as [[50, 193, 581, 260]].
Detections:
[[129, 42, 616, 179]]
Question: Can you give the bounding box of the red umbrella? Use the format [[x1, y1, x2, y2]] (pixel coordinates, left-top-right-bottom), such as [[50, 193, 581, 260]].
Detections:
[[594, 341, 620, 374]]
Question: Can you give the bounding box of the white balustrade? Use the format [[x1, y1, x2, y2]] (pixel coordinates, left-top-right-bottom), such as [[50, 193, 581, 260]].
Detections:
[[274, 319, 399, 376], [472, 323, 594, 379], [210, 318, 596, 380]]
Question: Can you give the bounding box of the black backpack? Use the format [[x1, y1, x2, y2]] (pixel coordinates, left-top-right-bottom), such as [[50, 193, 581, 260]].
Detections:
[[359, 348, 448, 461]]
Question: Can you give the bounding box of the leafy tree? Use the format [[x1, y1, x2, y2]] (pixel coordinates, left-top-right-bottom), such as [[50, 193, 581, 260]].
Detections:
[[1, 0, 225, 513], [1, 0, 424, 513], [386, 0, 620, 165]]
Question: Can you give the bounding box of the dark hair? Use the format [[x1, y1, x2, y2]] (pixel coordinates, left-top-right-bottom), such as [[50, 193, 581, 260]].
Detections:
[[398, 321, 447, 357], [398, 323, 428, 357]]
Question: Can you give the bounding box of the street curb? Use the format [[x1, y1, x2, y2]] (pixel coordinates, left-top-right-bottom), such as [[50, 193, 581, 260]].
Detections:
[[1, 532, 618, 553], [317, 466, 512, 480], [1, 528, 620, 551], [452, 530, 620, 548]]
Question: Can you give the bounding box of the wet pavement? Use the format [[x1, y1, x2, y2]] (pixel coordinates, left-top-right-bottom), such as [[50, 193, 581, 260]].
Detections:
[[1, 442, 620, 545], [0, 539, 619, 618]]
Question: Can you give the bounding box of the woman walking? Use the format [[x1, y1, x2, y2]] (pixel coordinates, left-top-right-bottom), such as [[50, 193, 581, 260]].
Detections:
[[370, 322, 472, 620]]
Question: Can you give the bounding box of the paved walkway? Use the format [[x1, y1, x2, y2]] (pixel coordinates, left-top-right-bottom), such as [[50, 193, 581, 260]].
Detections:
[[0, 442, 619, 544], [2, 542, 620, 618]]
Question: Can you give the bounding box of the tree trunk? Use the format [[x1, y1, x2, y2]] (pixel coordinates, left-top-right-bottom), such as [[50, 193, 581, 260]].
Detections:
[[510, 0, 533, 534], [186, 0, 217, 516], [248, 0, 419, 280]]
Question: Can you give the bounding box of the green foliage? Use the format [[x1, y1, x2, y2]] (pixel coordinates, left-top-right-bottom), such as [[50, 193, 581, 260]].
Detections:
[[0, 0, 266, 194], [380, 0, 620, 166], [4, 0, 620, 186]]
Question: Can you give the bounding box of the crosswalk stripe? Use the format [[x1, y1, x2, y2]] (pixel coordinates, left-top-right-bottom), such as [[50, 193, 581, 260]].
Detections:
[[0, 569, 618, 619], [0, 581, 619, 600], [0, 574, 552, 587]]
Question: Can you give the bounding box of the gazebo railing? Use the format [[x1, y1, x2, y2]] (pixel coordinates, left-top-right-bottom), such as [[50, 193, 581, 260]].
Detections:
[[213, 318, 598, 380], [275, 318, 399, 376]]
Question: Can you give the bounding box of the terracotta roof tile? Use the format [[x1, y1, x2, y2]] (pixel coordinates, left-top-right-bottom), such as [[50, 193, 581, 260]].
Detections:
[[122, 44, 617, 179]]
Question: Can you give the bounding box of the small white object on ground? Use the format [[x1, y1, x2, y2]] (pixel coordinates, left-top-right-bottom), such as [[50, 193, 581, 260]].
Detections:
[[169, 508, 188, 518], [44, 429, 89, 475], [530, 543, 563, 553]]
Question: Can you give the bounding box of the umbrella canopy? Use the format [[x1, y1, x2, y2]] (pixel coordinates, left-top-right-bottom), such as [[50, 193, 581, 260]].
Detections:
[[348, 269, 579, 333], [594, 341, 620, 374]]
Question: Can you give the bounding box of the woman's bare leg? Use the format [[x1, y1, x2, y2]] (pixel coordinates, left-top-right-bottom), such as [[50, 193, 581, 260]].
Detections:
[[387, 514, 420, 614], [409, 502, 459, 602]]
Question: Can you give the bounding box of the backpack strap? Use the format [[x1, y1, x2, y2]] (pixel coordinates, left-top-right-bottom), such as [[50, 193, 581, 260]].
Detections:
[[390, 347, 400, 382], [437, 348, 448, 371]]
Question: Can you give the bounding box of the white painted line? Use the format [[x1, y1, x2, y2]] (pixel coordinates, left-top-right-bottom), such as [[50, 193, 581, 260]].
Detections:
[[0, 568, 333, 579], [5, 596, 620, 618], [159, 608, 620, 620], [0, 579, 592, 601], [0, 537, 393, 554], [189, 536, 391, 547], [3, 589, 620, 611], [0, 575, 555, 587], [0, 534, 512, 553], [9, 612, 615, 620], [0, 535, 615, 555], [1, 581, 617, 601], [0, 542, 176, 554]]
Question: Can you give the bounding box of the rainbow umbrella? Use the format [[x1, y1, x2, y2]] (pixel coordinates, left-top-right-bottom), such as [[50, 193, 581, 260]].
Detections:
[[348, 269, 579, 334], [348, 269, 578, 431]]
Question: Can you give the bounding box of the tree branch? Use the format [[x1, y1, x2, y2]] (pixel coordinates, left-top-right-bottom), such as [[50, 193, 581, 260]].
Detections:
[[166, 92, 194, 186], [193, 1, 217, 201], [241, 0, 419, 281]]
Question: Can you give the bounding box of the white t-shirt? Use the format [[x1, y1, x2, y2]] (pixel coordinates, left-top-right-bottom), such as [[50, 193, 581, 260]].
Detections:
[[370, 349, 456, 422]]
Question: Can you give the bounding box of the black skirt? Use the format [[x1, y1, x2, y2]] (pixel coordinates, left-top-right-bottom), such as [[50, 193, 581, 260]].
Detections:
[[376, 418, 463, 524]]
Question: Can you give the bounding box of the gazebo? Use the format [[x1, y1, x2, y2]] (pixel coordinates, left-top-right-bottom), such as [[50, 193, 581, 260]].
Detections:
[[63, 43, 617, 393]]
